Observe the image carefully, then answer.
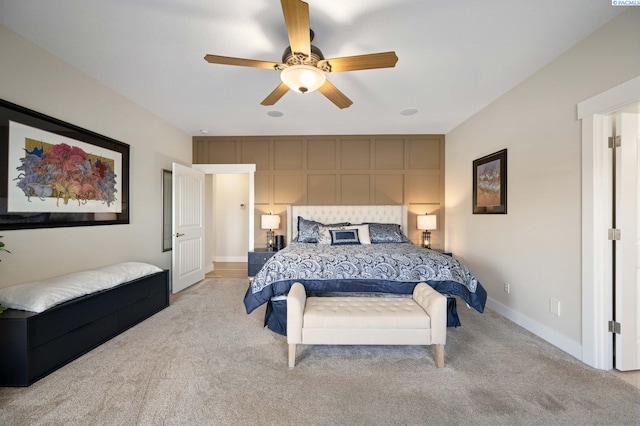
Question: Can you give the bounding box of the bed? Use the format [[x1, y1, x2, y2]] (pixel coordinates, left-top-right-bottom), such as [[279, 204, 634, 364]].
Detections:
[[243, 205, 487, 336]]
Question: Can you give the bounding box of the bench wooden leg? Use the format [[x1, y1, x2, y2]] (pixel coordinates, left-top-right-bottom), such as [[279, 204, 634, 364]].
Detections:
[[434, 344, 444, 368], [289, 344, 296, 368]]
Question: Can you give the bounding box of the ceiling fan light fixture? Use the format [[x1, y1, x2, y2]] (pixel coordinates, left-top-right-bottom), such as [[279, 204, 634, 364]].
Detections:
[[280, 65, 326, 94]]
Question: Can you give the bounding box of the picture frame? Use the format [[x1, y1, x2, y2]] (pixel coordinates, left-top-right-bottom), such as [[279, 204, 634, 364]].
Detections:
[[0, 98, 130, 230], [473, 149, 507, 214]]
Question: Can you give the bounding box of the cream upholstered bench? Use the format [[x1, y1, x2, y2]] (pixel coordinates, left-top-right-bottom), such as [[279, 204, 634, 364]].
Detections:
[[286, 282, 447, 368]]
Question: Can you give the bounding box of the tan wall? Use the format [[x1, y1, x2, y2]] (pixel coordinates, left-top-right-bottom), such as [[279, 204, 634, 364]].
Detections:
[[193, 134, 445, 248]]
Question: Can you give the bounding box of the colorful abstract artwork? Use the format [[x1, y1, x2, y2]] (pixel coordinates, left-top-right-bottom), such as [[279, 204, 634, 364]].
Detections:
[[7, 121, 123, 214], [1, 99, 129, 230]]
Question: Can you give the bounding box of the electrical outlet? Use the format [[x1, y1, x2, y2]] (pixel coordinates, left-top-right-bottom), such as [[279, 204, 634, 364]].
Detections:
[[504, 282, 510, 294], [550, 298, 561, 316]]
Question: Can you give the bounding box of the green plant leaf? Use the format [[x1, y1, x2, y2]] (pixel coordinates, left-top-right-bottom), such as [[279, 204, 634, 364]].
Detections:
[[0, 235, 10, 260]]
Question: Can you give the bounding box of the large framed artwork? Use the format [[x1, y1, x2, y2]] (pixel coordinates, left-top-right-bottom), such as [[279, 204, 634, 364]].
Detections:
[[473, 149, 507, 214], [0, 99, 130, 230]]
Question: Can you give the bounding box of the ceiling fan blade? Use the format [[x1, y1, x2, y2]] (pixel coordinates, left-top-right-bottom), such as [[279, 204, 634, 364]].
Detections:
[[261, 82, 290, 106], [317, 80, 353, 109], [318, 52, 398, 73], [281, 0, 311, 57], [204, 54, 282, 70]]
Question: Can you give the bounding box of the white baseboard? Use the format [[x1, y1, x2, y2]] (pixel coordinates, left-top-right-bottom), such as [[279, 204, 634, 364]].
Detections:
[[204, 264, 213, 274], [213, 256, 247, 263], [486, 297, 582, 361]]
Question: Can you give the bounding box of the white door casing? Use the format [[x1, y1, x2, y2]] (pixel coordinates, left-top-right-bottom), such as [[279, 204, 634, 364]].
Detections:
[[579, 76, 640, 370], [172, 162, 205, 293], [614, 112, 640, 371]]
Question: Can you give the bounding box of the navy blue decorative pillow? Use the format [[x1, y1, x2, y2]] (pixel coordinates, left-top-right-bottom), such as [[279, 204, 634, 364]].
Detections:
[[330, 229, 361, 245]]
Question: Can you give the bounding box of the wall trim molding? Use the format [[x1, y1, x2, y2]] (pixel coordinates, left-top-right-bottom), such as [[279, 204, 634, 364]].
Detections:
[[577, 76, 640, 119], [486, 298, 582, 360], [213, 256, 247, 263]]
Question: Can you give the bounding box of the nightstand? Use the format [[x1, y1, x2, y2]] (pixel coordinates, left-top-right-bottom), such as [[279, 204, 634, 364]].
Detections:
[[248, 249, 277, 277], [431, 248, 453, 257]]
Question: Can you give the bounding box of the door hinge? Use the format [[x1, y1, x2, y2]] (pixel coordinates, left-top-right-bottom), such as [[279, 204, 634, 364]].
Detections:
[[608, 320, 621, 334], [608, 136, 621, 148], [608, 228, 621, 240]]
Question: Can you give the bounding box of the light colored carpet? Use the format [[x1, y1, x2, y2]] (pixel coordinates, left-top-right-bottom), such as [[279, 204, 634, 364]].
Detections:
[[1, 278, 638, 425]]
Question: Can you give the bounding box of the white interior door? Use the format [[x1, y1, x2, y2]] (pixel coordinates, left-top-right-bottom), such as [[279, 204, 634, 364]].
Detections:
[[172, 163, 205, 293], [615, 111, 640, 371]]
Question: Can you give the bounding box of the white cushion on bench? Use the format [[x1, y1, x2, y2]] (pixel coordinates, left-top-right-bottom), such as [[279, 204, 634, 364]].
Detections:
[[0, 262, 162, 313], [303, 297, 431, 329]]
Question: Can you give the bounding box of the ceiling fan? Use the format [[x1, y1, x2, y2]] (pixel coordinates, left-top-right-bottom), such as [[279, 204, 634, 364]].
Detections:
[[204, 0, 398, 109]]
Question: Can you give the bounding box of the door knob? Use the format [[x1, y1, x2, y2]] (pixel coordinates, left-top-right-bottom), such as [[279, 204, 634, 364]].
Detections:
[[175, 232, 185, 238]]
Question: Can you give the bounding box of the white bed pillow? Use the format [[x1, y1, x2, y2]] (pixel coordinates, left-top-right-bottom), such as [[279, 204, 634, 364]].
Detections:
[[0, 262, 163, 313]]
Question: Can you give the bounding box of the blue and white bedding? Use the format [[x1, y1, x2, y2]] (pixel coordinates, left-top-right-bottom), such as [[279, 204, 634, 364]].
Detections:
[[243, 242, 487, 334]]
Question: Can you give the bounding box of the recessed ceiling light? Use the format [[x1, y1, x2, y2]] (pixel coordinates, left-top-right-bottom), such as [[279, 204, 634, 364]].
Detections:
[[400, 108, 418, 116], [267, 111, 284, 118], [200, 129, 209, 134]]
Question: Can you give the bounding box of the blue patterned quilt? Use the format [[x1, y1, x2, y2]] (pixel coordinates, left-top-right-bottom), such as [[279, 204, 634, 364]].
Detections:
[[244, 242, 487, 318]]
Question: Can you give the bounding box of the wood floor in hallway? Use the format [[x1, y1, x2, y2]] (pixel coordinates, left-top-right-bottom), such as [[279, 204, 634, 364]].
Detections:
[[207, 262, 247, 279]]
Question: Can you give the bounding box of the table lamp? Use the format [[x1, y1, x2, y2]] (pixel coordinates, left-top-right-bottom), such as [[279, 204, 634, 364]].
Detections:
[[417, 214, 437, 249]]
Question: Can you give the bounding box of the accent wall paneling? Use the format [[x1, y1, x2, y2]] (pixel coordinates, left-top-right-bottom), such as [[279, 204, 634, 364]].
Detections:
[[193, 135, 445, 248], [308, 139, 336, 170], [274, 139, 304, 170], [240, 140, 269, 169]]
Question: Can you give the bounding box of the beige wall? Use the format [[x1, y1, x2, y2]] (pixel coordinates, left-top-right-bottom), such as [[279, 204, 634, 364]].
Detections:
[[445, 9, 640, 358], [0, 24, 192, 287], [194, 135, 445, 248], [214, 174, 250, 261]]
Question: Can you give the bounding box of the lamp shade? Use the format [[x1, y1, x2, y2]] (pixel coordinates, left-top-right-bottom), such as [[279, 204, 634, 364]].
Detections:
[[261, 214, 280, 230], [280, 65, 326, 94], [417, 214, 437, 230]]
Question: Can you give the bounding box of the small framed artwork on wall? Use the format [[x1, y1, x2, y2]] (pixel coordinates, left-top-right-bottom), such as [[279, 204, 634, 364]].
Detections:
[[473, 149, 507, 214]]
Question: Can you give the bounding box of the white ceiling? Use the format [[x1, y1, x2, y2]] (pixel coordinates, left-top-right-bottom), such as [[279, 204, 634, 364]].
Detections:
[[0, 1, 625, 136]]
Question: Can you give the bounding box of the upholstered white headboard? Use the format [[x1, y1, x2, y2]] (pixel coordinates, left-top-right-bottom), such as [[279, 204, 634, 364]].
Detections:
[[286, 205, 408, 245]]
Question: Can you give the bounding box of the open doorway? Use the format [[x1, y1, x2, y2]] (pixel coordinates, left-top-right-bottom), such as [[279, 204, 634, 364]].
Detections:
[[192, 164, 256, 273], [212, 173, 250, 262], [579, 76, 640, 371]]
